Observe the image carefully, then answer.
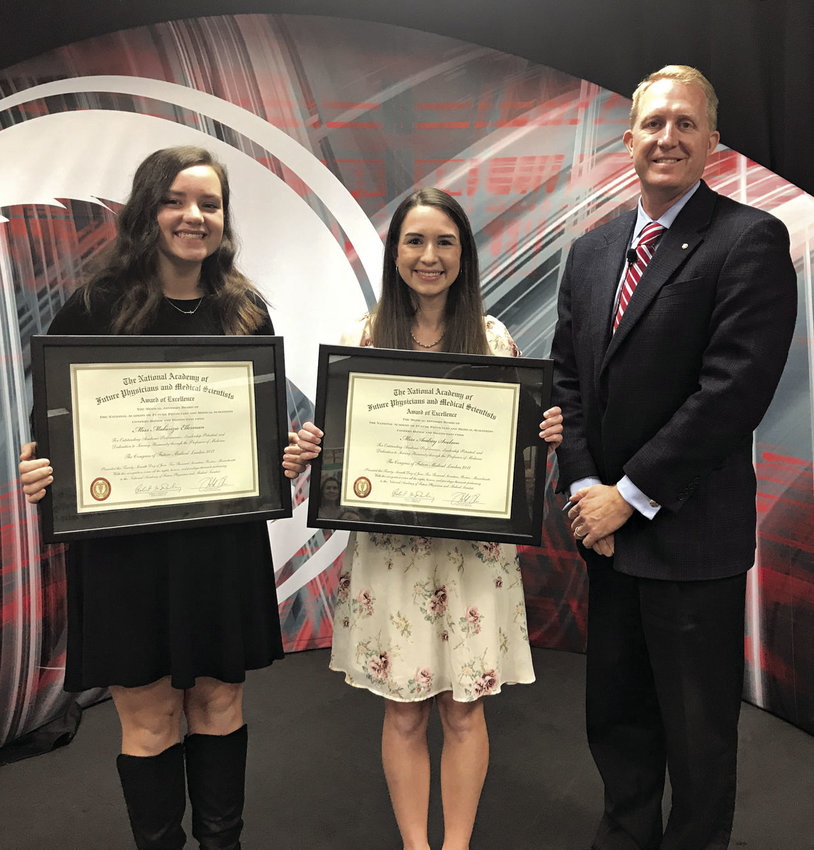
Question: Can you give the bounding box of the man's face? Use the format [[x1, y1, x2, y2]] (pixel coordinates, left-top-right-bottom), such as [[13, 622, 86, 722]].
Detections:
[[624, 78, 719, 215]]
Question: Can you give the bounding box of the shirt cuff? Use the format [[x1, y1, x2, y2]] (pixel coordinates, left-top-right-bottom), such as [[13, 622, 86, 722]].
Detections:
[[616, 475, 661, 519], [568, 477, 601, 498]]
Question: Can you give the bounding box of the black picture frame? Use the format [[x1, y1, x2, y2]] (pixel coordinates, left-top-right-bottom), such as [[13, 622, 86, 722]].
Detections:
[[31, 335, 291, 542], [308, 344, 553, 545]]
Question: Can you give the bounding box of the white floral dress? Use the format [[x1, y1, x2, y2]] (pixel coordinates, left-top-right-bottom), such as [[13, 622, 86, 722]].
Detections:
[[329, 315, 535, 702]]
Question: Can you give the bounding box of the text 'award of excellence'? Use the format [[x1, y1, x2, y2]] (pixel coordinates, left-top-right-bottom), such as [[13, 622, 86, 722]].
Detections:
[[31, 335, 291, 541], [308, 345, 553, 546]]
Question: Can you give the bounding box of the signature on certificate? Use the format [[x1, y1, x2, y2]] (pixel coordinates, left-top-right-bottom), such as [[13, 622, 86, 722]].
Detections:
[[451, 491, 481, 506], [391, 487, 436, 504], [198, 476, 230, 492], [134, 482, 183, 496]]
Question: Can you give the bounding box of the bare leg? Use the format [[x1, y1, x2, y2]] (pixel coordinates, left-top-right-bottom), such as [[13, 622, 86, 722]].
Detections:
[[110, 678, 186, 848], [184, 677, 244, 734], [110, 677, 184, 755], [381, 698, 433, 850], [436, 693, 488, 850]]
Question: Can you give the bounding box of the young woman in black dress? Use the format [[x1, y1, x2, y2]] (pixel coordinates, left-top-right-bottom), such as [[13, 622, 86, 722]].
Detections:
[[19, 146, 305, 850]]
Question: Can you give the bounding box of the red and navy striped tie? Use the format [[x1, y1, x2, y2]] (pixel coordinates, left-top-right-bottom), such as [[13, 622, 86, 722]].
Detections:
[[614, 222, 665, 331]]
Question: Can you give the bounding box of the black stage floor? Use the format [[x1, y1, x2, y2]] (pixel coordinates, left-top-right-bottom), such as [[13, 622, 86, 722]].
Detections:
[[1, 647, 813, 849]]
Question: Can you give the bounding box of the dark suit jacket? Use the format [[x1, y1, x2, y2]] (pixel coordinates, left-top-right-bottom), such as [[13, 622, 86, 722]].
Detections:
[[551, 181, 797, 580]]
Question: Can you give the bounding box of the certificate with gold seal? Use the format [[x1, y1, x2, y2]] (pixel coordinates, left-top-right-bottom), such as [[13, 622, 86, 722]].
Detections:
[[70, 360, 259, 513], [341, 372, 519, 518], [31, 335, 291, 542], [308, 345, 553, 545]]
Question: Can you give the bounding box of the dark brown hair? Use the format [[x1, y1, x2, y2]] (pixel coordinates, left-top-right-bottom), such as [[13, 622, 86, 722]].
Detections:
[[83, 146, 266, 334], [371, 188, 490, 355]]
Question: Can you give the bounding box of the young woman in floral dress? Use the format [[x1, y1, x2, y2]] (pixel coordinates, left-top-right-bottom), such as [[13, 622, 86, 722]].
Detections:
[[297, 188, 562, 850]]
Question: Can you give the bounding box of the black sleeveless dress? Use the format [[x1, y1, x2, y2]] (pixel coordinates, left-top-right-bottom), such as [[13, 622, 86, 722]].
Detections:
[[47, 290, 285, 691]]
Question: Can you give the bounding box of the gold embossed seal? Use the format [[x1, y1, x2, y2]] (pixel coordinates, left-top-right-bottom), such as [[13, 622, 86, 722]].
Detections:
[[90, 477, 111, 502], [353, 476, 372, 498]]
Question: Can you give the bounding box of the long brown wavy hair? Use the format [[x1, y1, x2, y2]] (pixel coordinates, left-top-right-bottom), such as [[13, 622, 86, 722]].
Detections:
[[82, 146, 267, 335], [370, 188, 490, 355]]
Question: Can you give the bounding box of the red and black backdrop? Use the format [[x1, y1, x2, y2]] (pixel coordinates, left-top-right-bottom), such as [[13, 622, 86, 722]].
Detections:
[[1, 1, 812, 753]]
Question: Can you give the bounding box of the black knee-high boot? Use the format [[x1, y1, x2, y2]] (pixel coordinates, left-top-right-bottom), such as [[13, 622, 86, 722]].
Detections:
[[116, 742, 187, 849], [184, 724, 247, 850]]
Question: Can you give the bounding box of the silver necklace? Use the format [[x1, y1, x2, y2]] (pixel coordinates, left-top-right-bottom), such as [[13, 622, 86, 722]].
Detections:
[[164, 296, 205, 315], [410, 329, 444, 349]]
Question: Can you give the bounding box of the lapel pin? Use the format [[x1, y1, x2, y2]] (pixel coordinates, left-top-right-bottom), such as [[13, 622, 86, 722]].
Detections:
[[681, 243, 689, 250]]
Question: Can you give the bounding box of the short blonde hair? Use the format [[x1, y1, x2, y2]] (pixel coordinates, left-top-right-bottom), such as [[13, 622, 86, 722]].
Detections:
[[630, 65, 718, 132]]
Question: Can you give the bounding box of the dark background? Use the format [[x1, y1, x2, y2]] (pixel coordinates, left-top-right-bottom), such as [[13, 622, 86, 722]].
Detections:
[[1, 0, 812, 195]]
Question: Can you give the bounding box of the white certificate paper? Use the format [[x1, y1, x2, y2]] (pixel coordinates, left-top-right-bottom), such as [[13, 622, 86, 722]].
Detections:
[[342, 373, 519, 518], [70, 361, 259, 512]]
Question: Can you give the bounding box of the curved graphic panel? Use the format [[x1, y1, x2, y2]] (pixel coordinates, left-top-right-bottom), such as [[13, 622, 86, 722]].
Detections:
[[0, 14, 812, 749]]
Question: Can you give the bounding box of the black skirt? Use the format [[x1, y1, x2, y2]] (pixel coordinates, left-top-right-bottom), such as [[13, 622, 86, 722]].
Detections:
[[64, 521, 284, 691]]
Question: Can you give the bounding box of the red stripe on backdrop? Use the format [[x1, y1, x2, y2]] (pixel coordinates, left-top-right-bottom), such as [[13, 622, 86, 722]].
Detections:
[[414, 121, 471, 129], [757, 561, 814, 607], [745, 635, 796, 684], [322, 102, 380, 110], [761, 451, 811, 467], [277, 553, 344, 653], [760, 528, 814, 555], [325, 121, 381, 129], [415, 102, 472, 110]]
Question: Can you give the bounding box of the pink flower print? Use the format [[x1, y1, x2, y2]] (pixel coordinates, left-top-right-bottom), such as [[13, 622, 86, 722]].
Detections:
[[342, 617, 350, 628], [368, 652, 390, 681], [411, 536, 431, 555], [478, 541, 501, 561], [356, 589, 374, 616], [440, 630, 449, 642], [466, 606, 482, 634], [474, 669, 498, 696], [415, 668, 432, 692], [428, 586, 448, 617], [337, 572, 351, 602]]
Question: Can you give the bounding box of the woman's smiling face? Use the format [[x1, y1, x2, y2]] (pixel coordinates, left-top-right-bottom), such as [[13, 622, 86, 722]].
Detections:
[[395, 204, 462, 308], [156, 164, 224, 275]]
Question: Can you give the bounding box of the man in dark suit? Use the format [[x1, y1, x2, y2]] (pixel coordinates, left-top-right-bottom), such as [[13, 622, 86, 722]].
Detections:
[[551, 65, 797, 849]]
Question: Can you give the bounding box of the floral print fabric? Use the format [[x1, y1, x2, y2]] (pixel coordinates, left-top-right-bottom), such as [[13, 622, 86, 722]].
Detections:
[[329, 316, 535, 702]]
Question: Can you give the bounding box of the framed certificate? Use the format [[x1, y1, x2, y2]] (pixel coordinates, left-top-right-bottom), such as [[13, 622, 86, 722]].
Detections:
[[308, 345, 553, 545], [31, 335, 291, 542]]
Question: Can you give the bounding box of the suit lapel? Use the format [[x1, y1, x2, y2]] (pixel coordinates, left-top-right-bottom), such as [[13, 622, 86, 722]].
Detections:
[[601, 182, 717, 368], [590, 213, 634, 371]]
